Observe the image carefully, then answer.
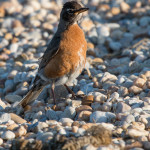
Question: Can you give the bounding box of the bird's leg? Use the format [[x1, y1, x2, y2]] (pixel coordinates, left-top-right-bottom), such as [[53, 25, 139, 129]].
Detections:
[[64, 84, 76, 98], [51, 82, 56, 104]]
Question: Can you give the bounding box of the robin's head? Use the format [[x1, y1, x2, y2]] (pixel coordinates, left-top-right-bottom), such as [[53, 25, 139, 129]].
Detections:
[[60, 1, 89, 24]]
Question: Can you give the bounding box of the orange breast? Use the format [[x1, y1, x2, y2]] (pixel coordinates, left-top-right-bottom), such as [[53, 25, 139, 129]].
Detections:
[[44, 24, 87, 79]]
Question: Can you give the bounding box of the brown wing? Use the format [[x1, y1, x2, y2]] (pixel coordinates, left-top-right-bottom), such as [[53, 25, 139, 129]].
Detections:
[[38, 34, 61, 70]]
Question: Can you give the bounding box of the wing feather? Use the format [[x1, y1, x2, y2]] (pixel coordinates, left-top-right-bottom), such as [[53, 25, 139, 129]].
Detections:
[[39, 34, 61, 70]]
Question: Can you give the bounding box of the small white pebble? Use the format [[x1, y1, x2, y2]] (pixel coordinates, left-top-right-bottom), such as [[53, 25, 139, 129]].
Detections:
[[1, 130, 15, 140]]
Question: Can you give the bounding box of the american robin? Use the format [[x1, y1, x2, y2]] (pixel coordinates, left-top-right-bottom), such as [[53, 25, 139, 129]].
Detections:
[[18, 1, 89, 108]]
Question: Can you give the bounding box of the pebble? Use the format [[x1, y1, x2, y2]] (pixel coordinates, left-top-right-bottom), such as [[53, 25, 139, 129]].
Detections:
[[76, 105, 92, 113], [15, 126, 27, 137], [127, 129, 149, 138], [46, 109, 59, 121], [120, 2, 130, 13], [72, 126, 78, 133], [133, 77, 146, 88], [61, 106, 76, 119], [0, 138, 3, 146], [109, 41, 122, 51], [111, 7, 120, 15], [1, 131, 15, 140], [0, 112, 11, 123], [0, 99, 7, 109], [5, 95, 22, 103], [7, 123, 19, 131], [36, 132, 53, 142], [116, 102, 131, 113], [90, 111, 116, 123], [10, 113, 27, 124], [125, 114, 135, 124], [83, 144, 97, 150], [59, 118, 74, 124], [139, 16, 150, 27], [78, 111, 92, 121], [129, 86, 143, 94], [59, 128, 67, 135]]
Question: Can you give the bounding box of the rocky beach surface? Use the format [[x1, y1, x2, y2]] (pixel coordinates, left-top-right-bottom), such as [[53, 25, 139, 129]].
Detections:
[[0, 0, 150, 149]]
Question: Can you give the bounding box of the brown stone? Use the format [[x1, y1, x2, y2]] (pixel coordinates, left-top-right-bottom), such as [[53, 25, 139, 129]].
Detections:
[[147, 81, 150, 89], [24, 105, 32, 112], [87, 42, 94, 49], [10, 113, 27, 124], [82, 95, 94, 106], [15, 126, 27, 137], [120, 2, 130, 13], [62, 122, 72, 127], [4, 33, 13, 40], [11, 37, 19, 43], [111, 7, 120, 15], [133, 77, 146, 88], [72, 126, 78, 133], [144, 71, 150, 78], [80, 18, 94, 32], [42, 22, 53, 30], [0, 61, 6, 67], [12, 20, 23, 28], [7, 123, 19, 131], [129, 85, 143, 94], [140, 74, 147, 80], [72, 121, 80, 127], [135, 1, 142, 8], [0, 7, 5, 17], [92, 58, 103, 64], [81, 123, 96, 130], [76, 105, 92, 113], [99, 4, 110, 11], [77, 110, 92, 121]]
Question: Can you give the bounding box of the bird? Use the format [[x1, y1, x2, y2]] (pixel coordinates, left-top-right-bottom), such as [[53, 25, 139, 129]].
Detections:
[[18, 1, 89, 108]]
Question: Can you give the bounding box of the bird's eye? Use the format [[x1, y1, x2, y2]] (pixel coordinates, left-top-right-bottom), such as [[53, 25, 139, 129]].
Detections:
[[67, 9, 73, 14]]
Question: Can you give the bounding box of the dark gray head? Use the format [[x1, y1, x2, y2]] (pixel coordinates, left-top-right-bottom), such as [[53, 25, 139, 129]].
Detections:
[[60, 1, 89, 25]]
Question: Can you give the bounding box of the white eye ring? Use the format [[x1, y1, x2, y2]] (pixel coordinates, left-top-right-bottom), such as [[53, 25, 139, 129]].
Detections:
[[66, 8, 73, 14]]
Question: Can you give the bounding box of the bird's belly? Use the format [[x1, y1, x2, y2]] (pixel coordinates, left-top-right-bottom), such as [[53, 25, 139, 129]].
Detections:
[[55, 58, 85, 86]]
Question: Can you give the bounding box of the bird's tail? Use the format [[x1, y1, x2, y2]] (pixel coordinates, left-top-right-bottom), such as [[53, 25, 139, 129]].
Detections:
[[18, 85, 45, 108]]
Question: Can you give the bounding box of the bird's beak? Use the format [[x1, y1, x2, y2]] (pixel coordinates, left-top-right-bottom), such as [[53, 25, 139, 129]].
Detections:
[[73, 8, 89, 15]]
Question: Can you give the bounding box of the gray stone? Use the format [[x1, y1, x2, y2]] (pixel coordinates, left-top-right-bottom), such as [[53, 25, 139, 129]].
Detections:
[[97, 25, 110, 37], [109, 41, 122, 51], [14, 87, 28, 96], [5, 95, 22, 103], [91, 102, 101, 111], [59, 128, 67, 135], [111, 29, 123, 40], [10, 43, 18, 53], [90, 111, 116, 123], [59, 118, 73, 123], [36, 132, 53, 142], [77, 128, 86, 136], [139, 16, 150, 27], [46, 110, 58, 121], [61, 106, 76, 119], [7, 70, 18, 79], [125, 114, 135, 123], [120, 33, 134, 47], [80, 82, 94, 94], [4, 80, 14, 93], [116, 102, 131, 113]]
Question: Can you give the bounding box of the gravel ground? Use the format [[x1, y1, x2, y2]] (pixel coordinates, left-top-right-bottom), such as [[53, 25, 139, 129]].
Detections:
[[0, 0, 150, 150]]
